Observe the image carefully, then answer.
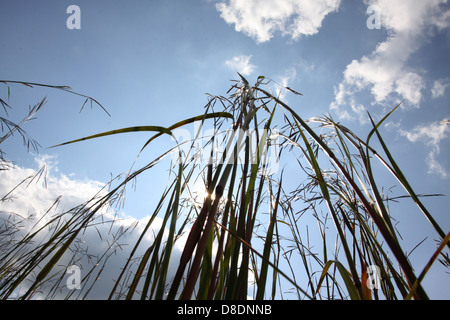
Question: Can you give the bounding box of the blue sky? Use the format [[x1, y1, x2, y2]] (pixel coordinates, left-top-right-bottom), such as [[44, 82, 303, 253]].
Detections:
[[1, 0, 449, 299]]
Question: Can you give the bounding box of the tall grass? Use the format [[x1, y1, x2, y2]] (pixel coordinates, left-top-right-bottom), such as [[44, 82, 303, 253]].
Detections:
[[0, 76, 448, 300]]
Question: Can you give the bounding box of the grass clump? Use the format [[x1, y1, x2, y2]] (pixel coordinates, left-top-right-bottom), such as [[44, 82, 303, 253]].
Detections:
[[0, 76, 448, 300]]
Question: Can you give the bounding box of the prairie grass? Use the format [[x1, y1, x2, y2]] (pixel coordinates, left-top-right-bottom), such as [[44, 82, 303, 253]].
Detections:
[[0, 76, 449, 300]]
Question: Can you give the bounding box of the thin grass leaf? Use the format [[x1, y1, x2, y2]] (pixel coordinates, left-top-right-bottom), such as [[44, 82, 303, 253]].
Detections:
[[405, 232, 450, 300], [315, 260, 360, 300], [0, 80, 110, 116], [50, 126, 174, 148], [214, 219, 313, 300], [139, 112, 234, 153], [368, 113, 449, 250], [257, 87, 428, 299], [154, 159, 184, 300], [256, 176, 282, 300]]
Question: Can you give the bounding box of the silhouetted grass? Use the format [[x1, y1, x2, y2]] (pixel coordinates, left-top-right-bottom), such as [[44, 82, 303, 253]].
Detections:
[[0, 76, 448, 300]]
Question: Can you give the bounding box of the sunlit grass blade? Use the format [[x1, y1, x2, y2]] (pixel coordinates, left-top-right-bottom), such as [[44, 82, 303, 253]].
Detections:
[[139, 112, 234, 153], [315, 260, 360, 300], [50, 126, 174, 148]]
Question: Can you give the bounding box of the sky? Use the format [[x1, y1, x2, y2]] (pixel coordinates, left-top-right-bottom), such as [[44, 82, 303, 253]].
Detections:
[[0, 0, 449, 299]]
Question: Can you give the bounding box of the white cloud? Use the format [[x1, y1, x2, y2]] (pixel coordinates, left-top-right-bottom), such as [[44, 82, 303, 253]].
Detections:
[[399, 122, 448, 149], [0, 155, 105, 215], [331, 0, 450, 120], [225, 54, 256, 76], [269, 59, 315, 100], [432, 79, 450, 98], [0, 155, 183, 299], [216, 0, 341, 43], [395, 72, 425, 106], [399, 122, 450, 177], [369, 0, 449, 33], [274, 66, 298, 99]]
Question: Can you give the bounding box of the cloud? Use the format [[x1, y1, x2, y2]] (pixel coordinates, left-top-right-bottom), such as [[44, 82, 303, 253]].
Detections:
[[395, 72, 425, 106], [369, 0, 449, 33], [0, 155, 183, 299], [432, 79, 450, 98], [399, 122, 450, 177], [331, 0, 450, 120], [273, 65, 299, 100], [216, 0, 341, 43], [0, 155, 104, 215], [225, 54, 256, 75]]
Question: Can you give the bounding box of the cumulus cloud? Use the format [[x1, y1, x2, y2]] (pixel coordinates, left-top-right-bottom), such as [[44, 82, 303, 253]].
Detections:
[[331, 0, 450, 120], [399, 122, 450, 177], [395, 72, 425, 106], [0, 155, 105, 213], [432, 79, 450, 98], [225, 54, 256, 75], [216, 0, 341, 43], [0, 155, 183, 299]]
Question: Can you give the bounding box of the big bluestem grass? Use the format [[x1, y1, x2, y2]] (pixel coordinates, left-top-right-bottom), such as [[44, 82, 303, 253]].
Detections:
[[0, 76, 448, 300]]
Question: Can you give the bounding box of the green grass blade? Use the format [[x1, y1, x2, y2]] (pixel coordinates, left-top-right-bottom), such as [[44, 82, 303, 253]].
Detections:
[[315, 260, 360, 300], [50, 126, 174, 148], [154, 161, 184, 300], [256, 177, 282, 300], [139, 112, 234, 153], [405, 232, 450, 300], [368, 113, 449, 250]]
